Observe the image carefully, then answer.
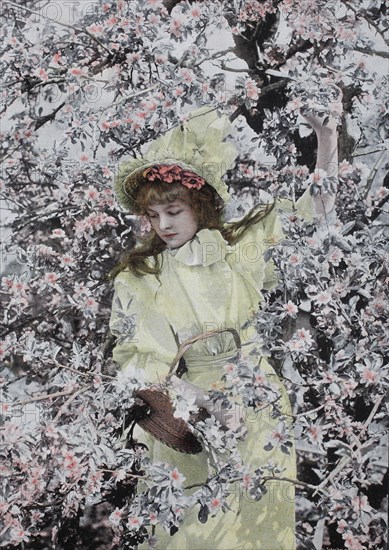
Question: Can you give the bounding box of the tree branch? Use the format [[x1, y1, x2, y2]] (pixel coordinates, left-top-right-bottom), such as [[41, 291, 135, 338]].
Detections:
[[34, 101, 66, 130], [353, 45, 389, 59], [12, 386, 90, 407]]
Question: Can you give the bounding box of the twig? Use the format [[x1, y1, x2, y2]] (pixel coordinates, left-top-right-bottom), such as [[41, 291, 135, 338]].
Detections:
[[294, 404, 326, 418], [99, 84, 158, 114], [359, 393, 385, 439], [220, 61, 250, 73], [353, 45, 389, 59], [0, 145, 22, 165], [53, 386, 90, 421], [13, 386, 89, 406], [364, 148, 387, 198], [262, 475, 322, 493], [354, 147, 387, 157], [43, 358, 115, 380]]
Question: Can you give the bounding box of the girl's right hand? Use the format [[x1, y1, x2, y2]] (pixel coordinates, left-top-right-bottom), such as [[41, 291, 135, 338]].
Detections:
[[168, 375, 246, 435]]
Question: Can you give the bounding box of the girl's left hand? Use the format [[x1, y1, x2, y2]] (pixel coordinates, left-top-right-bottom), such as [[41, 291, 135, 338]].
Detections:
[[291, 78, 343, 135], [301, 102, 341, 135]]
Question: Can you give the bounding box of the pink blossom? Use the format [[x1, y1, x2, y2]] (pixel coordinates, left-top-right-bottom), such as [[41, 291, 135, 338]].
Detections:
[[155, 53, 167, 65], [342, 531, 366, 550], [191, 5, 202, 19], [310, 168, 327, 187], [102, 166, 113, 178], [100, 120, 111, 131], [254, 373, 266, 384], [127, 52, 141, 64], [34, 68, 48, 81], [87, 24, 104, 35], [286, 97, 304, 113], [210, 497, 221, 511], [169, 467, 185, 488], [296, 328, 314, 344], [224, 363, 236, 374], [109, 507, 123, 527], [314, 290, 332, 305], [140, 216, 152, 234], [173, 86, 185, 98], [83, 297, 98, 313], [60, 255, 76, 268], [336, 26, 357, 42], [376, 186, 388, 199], [289, 253, 301, 265], [9, 528, 30, 544], [242, 473, 252, 489], [52, 52, 62, 65], [337, 519, 348, 534], [44, 272, 59, 286], [127, 515, 143, 530], [84, 185, 100, 201], [69, 67, 87, 77], [62, 451, 83, 479], [148, 13, 161, 25], [50, 228, 66, 239], [149, 511, 158, 525], [307, 425, 322, 444], [112, 469, 127, 481], [44, 424, 59, 439], [245, 78, 260, 100], [352, 495, 371, 515], [341, 378, 358, 398], [283, 300, 298, 316], [179, 68, 195, 84], [361, 367, 379, 385], [105, 15, 118, 29], [170, 16, 184, 38], [328, 246, 343, 266], [287, 339, 304, 351], [79, 153, 89, 162]]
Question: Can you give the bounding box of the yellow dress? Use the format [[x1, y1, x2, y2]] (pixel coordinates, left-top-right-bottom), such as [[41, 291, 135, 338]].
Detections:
[[109, 196, 314, 550]]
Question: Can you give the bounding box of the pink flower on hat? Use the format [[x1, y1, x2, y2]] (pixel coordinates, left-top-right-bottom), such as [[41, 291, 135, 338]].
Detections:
[[143, 164, 206, 189]]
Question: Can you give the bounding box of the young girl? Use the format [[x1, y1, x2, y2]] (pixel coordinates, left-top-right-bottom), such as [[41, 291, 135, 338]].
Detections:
[[109, 105, 339, 549]]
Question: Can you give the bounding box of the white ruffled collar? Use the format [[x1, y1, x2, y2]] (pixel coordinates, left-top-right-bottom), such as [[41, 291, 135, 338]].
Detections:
[[164, 228, 229, 267]]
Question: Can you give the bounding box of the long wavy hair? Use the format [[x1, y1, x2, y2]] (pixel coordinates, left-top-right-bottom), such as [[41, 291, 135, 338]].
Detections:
[[109, 180, 274, 279]]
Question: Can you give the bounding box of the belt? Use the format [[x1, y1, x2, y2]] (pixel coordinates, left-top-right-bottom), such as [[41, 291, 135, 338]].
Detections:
[[183, 349, 240, 371]]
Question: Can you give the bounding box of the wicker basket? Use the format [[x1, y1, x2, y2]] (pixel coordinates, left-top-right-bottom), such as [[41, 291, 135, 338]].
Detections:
[[134, 328, 241, 454]]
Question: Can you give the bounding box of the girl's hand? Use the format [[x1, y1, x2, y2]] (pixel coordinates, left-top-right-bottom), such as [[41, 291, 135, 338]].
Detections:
[[291, 78, 343, 135], [301, 107, 340, 135], [168, 375, 246, 435]]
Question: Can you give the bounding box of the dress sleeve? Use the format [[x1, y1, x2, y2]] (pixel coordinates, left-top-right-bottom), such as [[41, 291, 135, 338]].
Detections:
[[233, 188, 315, 291], [109, 271, 179, 383]]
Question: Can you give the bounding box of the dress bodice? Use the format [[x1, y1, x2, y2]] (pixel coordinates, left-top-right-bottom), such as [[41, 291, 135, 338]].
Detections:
[[109, 194, 314, 383]]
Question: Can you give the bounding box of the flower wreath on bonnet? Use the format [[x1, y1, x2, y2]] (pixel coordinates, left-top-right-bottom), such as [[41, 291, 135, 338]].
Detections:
[[113, 106, 238, 214]]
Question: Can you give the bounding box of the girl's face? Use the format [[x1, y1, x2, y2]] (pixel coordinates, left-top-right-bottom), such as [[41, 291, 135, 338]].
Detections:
[[146, 199, 199, 249]]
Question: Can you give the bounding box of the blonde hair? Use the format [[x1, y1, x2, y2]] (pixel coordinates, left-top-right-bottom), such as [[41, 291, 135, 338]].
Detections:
[[109, 181, 274, 279]]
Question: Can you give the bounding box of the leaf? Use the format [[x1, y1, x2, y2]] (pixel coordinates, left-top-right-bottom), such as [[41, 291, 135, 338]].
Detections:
[[198, 504, 209, 524]]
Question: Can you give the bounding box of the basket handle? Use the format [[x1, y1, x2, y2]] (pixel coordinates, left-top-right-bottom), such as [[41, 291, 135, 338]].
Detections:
[[167, 328, 241, 380]]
